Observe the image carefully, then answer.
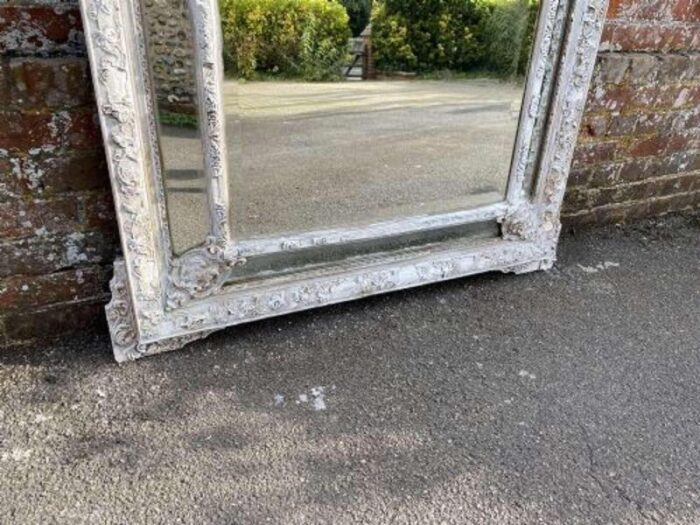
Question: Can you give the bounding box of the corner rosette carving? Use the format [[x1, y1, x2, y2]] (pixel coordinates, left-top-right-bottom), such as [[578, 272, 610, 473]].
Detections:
[[106, 264, 210, 361], [501, 204, 560, 254], [500, 203, 539, 242], [166, 238, 246, 309]]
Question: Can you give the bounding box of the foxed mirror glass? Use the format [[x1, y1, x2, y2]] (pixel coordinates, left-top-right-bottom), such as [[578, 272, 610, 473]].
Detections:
[[144, 0, 543, 254]]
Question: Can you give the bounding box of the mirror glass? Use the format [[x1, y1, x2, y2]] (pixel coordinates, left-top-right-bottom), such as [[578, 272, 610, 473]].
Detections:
[[146, 0, 541, 253], [142, 0, 209, 254]]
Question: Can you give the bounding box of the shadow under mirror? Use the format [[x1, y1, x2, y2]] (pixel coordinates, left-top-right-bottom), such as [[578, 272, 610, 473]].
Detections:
[[222, 0, 541, 239], [142, 0, 210, 255]]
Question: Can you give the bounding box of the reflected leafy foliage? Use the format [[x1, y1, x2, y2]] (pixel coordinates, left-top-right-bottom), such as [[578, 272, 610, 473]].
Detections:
[[219, 0, 539, 80], [371, 0, 483, 73], [220, 0, 351, 80], [372, 0, 539, 77], [339, 0, 372, 36]]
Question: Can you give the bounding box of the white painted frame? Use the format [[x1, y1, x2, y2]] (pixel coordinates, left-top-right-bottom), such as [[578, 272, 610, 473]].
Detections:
[[79, 0, 608, 361]]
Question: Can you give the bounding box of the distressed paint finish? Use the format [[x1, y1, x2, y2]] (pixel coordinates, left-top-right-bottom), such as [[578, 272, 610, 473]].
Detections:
[[78, 0, 166, 342], [83, 0, 609, 361]]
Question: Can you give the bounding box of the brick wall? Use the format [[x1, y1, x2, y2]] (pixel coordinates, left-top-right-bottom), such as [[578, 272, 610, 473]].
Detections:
[[0, 0, 699, 346], [0, 2, 118, 346], [563, 0, 700, 225]]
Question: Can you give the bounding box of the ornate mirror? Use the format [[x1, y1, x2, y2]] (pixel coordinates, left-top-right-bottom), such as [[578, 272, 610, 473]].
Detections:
[[79, 0, 608, 360]]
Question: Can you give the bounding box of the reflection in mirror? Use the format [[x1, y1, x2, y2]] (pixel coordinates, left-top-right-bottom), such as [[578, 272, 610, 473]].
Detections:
[[152, 0, 542, 255], [142, 0, 209, 254], [221, 0, 540, 238]]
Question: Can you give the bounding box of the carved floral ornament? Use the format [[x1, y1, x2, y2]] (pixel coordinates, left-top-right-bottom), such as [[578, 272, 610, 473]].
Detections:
[[79, 0, 609, 361]]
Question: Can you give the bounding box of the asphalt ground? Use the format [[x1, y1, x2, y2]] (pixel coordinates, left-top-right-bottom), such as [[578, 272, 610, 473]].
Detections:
[[1, 212, 699, 524]]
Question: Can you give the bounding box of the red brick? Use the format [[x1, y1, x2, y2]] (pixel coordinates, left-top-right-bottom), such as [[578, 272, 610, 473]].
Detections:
[[673, 85, 700, 108], [587, 162, 624, 187], [571, 141, 618, 167], [672, 0, 700, 21], [0, 6, 84, 56], [579, 114, 609, 139], [684, 151, 700, 172], [0, 111, 54, 151], [64, 109, 102, 150], [8, 57, 93, 110], [81, 192, 117, 233], [621, 200, 653, 221], [576, 175, 700, 212], [617, 152, 700, 183], [661, 54, 700, 82], [633, 111, 672, 135], [606, 113, 637, 136], [626, 135, 667, 157], [0, 231, 118, 278], [657, 172, 699, 195], [593, 54, 631, 84], [666, 131, 700, 152], [626, 53, 660, 83], [585, 83, 685, 113], [0, 157, 22, 201], [647, 190, 700, 215], [0, 266, 110, 312], [0, 58, 10, 107], [4, 150, 109, 196], [684, 108, 700, 129], [607, 0, 675, 21], [2, 299, 107, 345], [607, 0, 624, 19], [591, 181, 646, 206], [599, 24, 616, 50], [0, 197, 81, 239], [566, 188, 595, 211], [602, 23, 700, 52], [563, 190, 700, 228], [589, 202, 635, 225], [0, 107, 102, 151], [561, 209, 599, 228], [566, 167, 592, 188], [625, 132, 697, 158], [615, 157, 649, 183]]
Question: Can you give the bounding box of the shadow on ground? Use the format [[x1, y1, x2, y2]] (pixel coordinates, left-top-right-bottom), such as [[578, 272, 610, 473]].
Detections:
[[1, 213, 699, 524]]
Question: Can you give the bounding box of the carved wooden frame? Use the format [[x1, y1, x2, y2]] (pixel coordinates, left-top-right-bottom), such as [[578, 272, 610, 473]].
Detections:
[[79, 0, 608, 361]]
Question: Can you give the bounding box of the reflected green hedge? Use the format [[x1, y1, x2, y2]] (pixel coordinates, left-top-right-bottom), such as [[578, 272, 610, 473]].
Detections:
[[372, 0, 540, 77], [339, 0, 372, 36], [219, 0, 539, 80], [220, 0, 351, 80], [371, 0, 483, 73], [479, 0, 539, 77]]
